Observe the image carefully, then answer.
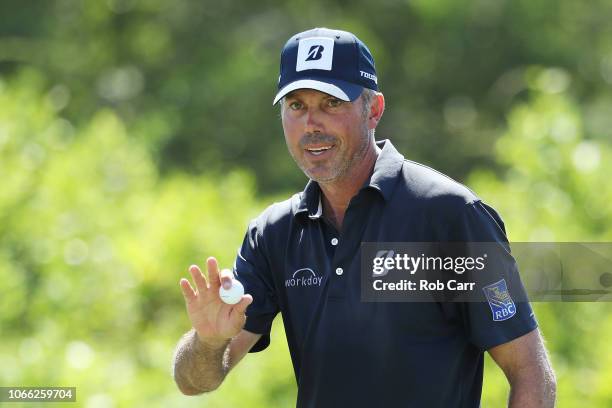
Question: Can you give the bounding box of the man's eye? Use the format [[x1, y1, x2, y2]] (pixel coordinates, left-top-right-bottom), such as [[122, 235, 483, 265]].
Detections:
[[288, 101, 303, 110], [327, 98, 343, 108]]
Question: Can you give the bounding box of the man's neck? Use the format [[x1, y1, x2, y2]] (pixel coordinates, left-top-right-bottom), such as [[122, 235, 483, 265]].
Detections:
[[319, 143, 381, 230]]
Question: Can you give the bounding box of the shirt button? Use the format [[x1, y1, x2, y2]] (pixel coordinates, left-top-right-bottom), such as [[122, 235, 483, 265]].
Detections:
[[335, 267, 344, 276], [331, 238, 339, 246]]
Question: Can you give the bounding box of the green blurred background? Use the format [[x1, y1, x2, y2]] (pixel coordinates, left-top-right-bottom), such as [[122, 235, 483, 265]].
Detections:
[[1, 0, 612, 406]]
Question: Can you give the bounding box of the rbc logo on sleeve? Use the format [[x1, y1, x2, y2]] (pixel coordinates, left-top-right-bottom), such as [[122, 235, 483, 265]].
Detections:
[[482, 279, 517, 321]]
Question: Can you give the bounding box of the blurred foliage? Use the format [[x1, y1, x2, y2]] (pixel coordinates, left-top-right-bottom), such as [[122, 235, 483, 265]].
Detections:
[[2, 1, 612, 407], [0, 74, 295, 407], [469, 80, 612, 407], [2, 0, 612, 193]]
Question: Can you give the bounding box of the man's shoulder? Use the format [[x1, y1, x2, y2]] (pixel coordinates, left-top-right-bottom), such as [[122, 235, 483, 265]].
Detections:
[[249, 193, 301, 235], [394, 159, 508, 239], [395, 159, 481, 208]]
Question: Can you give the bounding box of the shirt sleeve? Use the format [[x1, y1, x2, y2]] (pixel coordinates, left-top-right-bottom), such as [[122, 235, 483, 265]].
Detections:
[[447, 200, 538, 350], [234, 218, 279, 352]]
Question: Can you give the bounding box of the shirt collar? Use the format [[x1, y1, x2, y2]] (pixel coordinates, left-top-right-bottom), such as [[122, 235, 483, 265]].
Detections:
[[294, 139, 404, 219], [366, 139, 405, 201], [295, 179, 323, 219]]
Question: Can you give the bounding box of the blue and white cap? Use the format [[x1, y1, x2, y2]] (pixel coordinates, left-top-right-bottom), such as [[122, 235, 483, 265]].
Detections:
[[273, 27, 379, 105]]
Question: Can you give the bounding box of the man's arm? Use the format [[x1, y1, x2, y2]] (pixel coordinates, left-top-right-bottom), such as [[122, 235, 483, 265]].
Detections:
[[488, 328, 556, 408], [172, 258, 256, 395], [173, 328, 262, 395]]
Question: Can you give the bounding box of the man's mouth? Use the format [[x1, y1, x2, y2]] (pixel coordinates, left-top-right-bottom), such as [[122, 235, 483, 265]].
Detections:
[[304, 145, 334, 156]]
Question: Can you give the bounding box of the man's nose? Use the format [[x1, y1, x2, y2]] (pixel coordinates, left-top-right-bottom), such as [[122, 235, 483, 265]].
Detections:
[[304, 107, 324, 133]]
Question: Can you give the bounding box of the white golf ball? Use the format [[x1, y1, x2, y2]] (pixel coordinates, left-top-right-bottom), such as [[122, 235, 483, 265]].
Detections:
[[219, 279, 244, 305]]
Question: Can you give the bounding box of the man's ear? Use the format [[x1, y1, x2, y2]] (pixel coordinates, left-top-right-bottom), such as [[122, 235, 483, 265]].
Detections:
[[368, 92, 385, 131]]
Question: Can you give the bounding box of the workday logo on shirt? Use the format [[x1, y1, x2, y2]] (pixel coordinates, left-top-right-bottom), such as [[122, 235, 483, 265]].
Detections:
[[286, 268, 323, 288]]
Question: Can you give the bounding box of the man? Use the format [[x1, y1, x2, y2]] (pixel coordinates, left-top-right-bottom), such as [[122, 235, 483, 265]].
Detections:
[[173, 27, 556, 407]]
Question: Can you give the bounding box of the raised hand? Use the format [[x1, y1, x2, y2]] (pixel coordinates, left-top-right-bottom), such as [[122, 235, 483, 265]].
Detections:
[[179, 257, 253, 346]]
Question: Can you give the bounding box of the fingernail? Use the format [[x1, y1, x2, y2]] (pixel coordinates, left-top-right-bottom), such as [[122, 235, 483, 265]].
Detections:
[[223, 281, 231, 290]]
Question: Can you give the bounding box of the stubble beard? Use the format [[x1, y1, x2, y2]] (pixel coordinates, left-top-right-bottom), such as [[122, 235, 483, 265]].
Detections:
[[292, 120, 372, 184]]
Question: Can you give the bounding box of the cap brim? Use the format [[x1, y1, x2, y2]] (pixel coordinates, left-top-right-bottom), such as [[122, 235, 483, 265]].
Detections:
[[273, 78, 364, 105]]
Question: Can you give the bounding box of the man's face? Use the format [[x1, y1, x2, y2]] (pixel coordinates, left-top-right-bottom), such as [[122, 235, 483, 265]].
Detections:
[[281, 89, 370, 184]]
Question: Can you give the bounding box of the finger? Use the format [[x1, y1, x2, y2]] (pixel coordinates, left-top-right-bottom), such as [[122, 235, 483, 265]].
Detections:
[[180, 278, 196, 303], [219, 268, 235, 290], [207, 257, 222, 290], [230, 294, 253, 318], [189, 264, 208, 293]]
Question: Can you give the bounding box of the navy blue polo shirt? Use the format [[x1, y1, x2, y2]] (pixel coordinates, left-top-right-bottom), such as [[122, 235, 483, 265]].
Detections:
[[234, 139, 537, 408]]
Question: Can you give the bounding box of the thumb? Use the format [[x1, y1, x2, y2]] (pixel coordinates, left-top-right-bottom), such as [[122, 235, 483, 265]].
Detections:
[[230, 294, 253, 319]]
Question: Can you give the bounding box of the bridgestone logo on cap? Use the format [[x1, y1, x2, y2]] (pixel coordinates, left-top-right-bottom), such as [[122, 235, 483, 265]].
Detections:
[[296, 37, 334, 72]]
